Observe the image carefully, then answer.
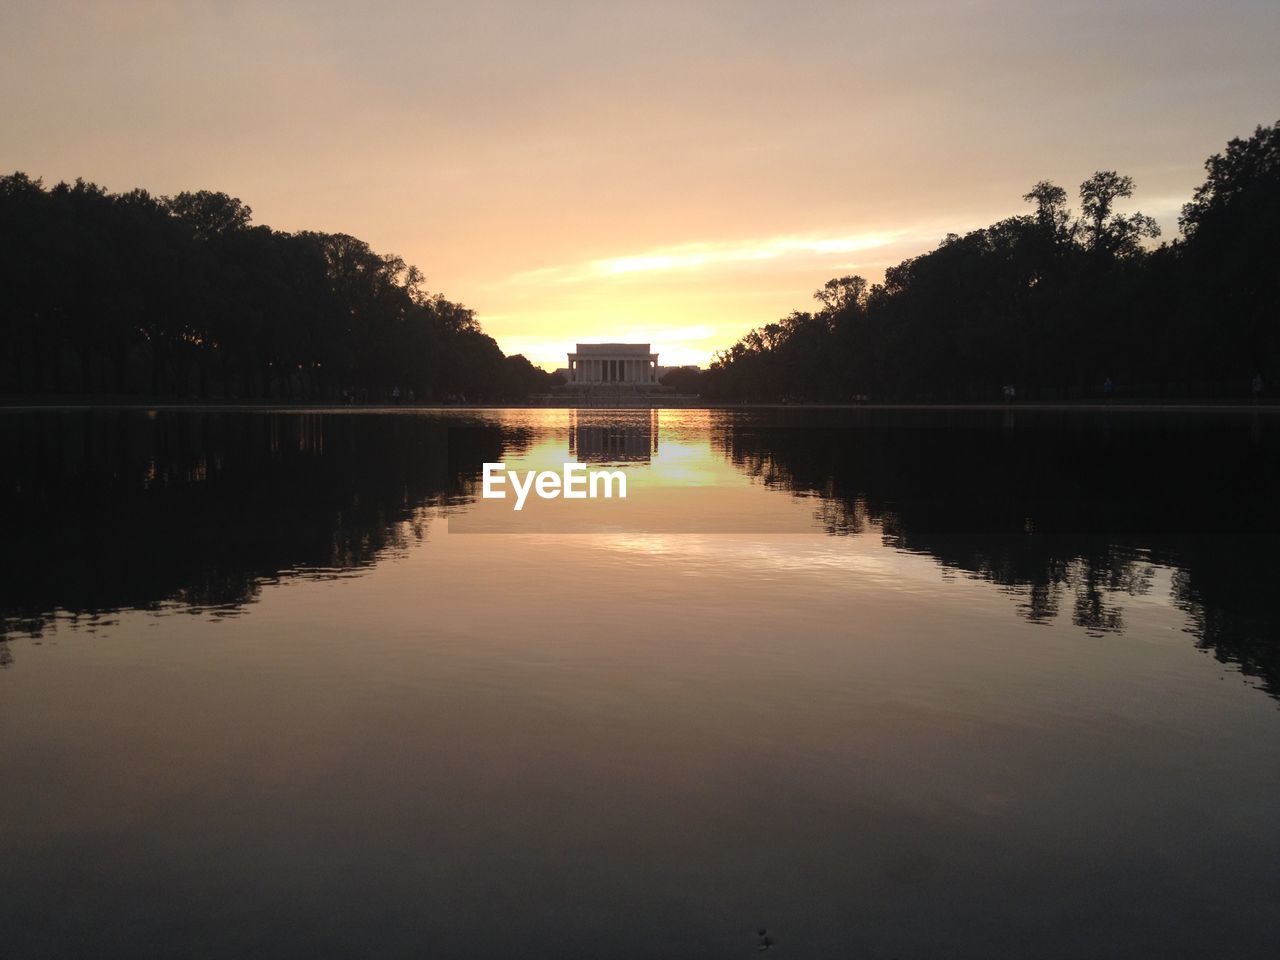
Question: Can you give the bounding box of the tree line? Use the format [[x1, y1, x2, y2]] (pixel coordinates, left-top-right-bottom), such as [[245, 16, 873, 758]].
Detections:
[[0, 176, 560, 401], [693, 121, 1279, 402]]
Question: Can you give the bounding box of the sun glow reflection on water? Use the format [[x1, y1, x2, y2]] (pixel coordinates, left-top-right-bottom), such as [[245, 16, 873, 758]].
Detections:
[[1, 407, 1279, 958]]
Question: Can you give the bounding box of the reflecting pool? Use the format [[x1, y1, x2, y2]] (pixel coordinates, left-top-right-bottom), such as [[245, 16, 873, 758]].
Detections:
[[2, 407, 1278, 958]]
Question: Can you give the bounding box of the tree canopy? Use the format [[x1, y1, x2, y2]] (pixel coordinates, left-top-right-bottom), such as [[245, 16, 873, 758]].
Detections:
[[0, 176, 559, 401], [700, 122, 1279, 402]]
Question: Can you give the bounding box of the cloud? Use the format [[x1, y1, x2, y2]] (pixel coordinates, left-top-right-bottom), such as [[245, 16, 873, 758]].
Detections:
[[494, 325, 722, 368], [503, 229, 912, 286]]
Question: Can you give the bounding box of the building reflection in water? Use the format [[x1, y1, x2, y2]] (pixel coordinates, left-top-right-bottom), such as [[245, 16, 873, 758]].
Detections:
[[2, 407, 1278, 704], [567, 409, 658, 463]]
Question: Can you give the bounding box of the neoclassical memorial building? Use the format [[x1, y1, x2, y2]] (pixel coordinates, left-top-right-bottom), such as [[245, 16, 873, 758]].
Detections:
[[565, 343, 659, 387]]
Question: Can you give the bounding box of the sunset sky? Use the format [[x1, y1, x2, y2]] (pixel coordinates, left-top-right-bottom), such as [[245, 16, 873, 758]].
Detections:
[[3, 1, 1278, 368]]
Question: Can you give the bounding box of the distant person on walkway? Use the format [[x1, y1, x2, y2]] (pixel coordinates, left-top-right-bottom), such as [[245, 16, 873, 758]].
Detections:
[[392, 385, 401, 404], [1252, 373, 1265, 402], [1104, 376, 1114, 401]]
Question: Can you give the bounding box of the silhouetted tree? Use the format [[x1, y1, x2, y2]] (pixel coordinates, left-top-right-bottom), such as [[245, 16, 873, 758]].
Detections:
[[0, 177, 554, 401], [659, 366, 703, 393], [1078, 171, 1160, 258], [704, 122, 1278, 403]]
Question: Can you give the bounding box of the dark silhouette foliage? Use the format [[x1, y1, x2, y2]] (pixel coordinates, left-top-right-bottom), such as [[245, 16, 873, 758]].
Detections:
[[0, 176, 558, 401], [701, 122, 1280, 402], [658, 366, 703, 392]]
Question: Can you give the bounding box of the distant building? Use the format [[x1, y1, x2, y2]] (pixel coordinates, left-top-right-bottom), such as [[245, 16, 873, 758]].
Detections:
[[566, 343, 658, 386]]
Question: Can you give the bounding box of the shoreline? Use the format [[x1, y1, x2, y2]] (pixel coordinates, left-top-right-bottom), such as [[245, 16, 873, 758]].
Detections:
[[1, 399, 1277, 414]]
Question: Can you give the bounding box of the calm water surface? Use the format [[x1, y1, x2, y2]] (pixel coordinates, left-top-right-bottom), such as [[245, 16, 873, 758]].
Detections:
[[2, 407, 1279, 958]]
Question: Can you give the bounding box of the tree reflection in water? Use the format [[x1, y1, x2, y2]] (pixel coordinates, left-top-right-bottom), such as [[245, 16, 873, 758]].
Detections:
[[714, 408, 1280, 698], [0, 411, 528, 642], [1, 407, 1277, 704]]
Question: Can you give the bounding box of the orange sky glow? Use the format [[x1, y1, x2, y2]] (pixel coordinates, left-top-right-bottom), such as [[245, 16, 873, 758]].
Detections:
[[3, 1, 1278, 369]]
